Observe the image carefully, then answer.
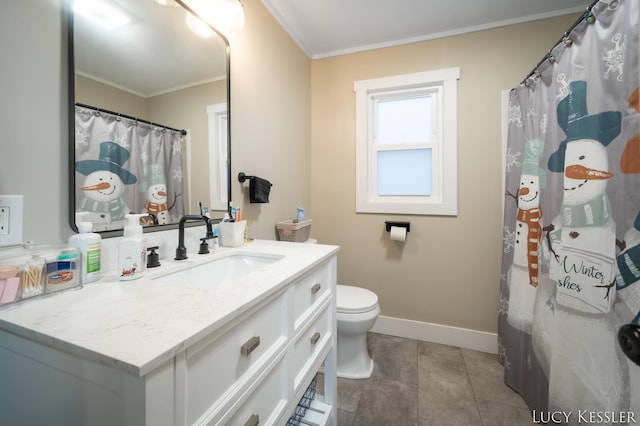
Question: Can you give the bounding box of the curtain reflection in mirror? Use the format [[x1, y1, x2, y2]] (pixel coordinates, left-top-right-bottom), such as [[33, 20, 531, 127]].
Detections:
[[74, 105, 185, 231]]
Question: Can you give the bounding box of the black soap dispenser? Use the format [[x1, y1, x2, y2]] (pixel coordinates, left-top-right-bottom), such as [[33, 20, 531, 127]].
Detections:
[[146, 246, 161, 268]]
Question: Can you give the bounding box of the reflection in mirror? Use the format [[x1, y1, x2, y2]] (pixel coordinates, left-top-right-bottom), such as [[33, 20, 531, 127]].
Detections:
[[70, 0, 230, 234]]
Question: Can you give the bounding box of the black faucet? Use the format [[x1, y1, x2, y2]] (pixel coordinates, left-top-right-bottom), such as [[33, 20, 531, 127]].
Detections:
[[148, 214, 159, 225], [175, 215, 215, 260]]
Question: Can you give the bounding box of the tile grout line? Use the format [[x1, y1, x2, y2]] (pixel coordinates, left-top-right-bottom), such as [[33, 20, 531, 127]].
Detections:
[[349, 333, 379, 424], [461, 348, 489, 426]]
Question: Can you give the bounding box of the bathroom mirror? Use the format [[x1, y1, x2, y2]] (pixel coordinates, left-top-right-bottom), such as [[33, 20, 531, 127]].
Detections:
[[68, 0, 231, 235]]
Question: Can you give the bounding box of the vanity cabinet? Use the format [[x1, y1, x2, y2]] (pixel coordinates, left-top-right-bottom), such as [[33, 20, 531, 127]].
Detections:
[[0, 244, 338, 426]]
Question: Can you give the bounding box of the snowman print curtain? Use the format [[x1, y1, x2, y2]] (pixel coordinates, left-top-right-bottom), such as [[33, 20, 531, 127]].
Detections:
[[499, 0, 640, 420], [74, 105, 185, 231]]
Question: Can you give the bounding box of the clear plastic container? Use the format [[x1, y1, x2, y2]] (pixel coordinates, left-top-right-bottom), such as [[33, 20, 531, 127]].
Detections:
[[0, 244, 81, 306]]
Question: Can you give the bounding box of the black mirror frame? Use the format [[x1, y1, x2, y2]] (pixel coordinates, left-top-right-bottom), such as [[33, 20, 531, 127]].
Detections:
[[67, 0, 232, 237]]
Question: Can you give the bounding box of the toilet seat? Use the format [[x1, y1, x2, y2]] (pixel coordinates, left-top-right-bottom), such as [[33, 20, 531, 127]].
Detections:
[[337, 285, 378, 314]]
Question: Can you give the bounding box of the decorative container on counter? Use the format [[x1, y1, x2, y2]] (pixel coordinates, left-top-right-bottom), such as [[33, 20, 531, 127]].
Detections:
[[276, 219, 312, 242]]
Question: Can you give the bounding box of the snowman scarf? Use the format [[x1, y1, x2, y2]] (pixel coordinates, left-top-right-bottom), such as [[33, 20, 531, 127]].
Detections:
[[144, 201, 168, 215], [517, 206, 542, 287], [79, 197, 127, 221], [560, 193, 612, 227]]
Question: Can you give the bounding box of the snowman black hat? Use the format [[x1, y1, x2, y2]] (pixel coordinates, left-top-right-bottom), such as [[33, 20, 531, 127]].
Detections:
[[75, 141, 137, 184], [547, 80, 621, 173]]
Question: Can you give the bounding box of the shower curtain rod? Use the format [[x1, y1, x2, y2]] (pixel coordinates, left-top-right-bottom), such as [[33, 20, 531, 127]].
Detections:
[[520, 0, 599, 85], [75, 103, 187, 136]]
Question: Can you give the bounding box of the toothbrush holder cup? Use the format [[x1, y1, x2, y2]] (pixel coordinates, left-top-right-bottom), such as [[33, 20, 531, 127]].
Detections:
[[219, 220, 247, 247]]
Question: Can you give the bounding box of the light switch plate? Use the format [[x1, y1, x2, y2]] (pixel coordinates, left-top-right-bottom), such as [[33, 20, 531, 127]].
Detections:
[[0, 195, 24, 247]]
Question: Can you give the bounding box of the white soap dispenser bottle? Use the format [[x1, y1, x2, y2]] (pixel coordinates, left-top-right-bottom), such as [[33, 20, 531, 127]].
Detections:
[[68, 220, 102, 284], [118, 214, 147, 281]]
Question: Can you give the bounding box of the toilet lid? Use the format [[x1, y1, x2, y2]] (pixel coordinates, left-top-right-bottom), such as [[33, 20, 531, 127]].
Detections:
[[337, 285, 378, 314]]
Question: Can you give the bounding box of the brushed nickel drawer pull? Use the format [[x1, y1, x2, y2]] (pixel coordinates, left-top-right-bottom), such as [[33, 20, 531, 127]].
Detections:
[[241, 336, 260, 356], [311, 332, 321, 345], [244, 414, 259, 426], [311, 283, 321, 295]]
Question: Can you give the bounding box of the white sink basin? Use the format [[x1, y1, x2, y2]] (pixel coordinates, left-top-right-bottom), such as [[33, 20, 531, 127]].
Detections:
[[153, 253, 283, 289]]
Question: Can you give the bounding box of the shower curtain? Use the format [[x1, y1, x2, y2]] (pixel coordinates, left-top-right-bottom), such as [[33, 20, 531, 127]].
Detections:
[[499, 0, 639, 421], [74, 105, 185, 230]]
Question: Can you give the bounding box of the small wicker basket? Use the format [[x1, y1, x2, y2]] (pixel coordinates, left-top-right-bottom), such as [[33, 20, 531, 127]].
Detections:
[[276, 219, 312, 242]]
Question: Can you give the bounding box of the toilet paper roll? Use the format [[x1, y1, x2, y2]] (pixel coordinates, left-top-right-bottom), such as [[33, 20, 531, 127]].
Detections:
[[390, 226, 407, 242]]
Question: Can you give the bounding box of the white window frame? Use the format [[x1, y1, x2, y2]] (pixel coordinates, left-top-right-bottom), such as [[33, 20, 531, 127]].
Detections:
[[354, 67, 459, 216], [207, 103, 228, 211]]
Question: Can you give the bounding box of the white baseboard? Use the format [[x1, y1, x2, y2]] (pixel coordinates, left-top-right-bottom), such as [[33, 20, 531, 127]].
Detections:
[[370, 315, 498, 354]]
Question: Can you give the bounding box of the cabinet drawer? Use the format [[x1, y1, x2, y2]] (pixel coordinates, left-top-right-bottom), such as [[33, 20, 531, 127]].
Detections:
[[225, 360, 286, 426], [184, 293, 287, 424], [293, 264, 331, 330], [292, 305, 331, 391]]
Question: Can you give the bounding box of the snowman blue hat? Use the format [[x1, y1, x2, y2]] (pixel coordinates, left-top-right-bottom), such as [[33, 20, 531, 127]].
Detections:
[[75, 141, 137, 184], [547, 80, 621, 173], [138, 163, 167, 192], [521, 139, 546, 188]]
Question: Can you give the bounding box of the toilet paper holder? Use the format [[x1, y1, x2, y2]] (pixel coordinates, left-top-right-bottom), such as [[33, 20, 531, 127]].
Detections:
[[384, 221, 410, 233]]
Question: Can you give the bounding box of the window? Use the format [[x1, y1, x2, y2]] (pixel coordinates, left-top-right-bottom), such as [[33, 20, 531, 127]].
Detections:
[[354, 67, 459, 215]]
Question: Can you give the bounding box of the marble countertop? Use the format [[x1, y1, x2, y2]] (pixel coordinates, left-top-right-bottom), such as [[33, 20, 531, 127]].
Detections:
[[0, 240, 339, 377]]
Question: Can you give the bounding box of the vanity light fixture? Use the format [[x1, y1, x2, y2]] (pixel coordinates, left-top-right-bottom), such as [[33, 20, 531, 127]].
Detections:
[[153, 0, 180, 6], [184, 0, 245, 35], [185, 11, 215, 38], [74, 0, 130, 30]]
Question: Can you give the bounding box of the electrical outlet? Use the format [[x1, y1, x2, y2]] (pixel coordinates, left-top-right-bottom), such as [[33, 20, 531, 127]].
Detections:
[[0, 195, 23, 247], [0, 206, 9, 234]]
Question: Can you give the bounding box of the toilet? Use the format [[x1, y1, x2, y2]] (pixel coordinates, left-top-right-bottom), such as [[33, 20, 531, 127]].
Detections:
[[336, 284, 380, 379], [305, 239, 380, 379]]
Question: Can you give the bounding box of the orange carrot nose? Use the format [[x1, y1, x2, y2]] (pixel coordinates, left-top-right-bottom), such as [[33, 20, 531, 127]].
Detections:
[[518, 187, 530, 196], [565, 164, 613, 180], [158, 191, 167, 196], [80, 182, 111, 191]]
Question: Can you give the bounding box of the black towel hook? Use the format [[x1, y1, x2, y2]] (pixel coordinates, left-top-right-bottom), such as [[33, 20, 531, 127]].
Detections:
[[238, 172, 254, 183], [238, 173, 273, 203]]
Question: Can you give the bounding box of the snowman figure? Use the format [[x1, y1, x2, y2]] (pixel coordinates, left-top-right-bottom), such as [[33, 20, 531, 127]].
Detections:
[[614, 88, 640, 416], [507, 138, 545, 333], [617, 212, 640, 321], [620, 87, 640, 174], [615, 211, 640, 416], [545, 81, 625, 416], [75, 141, 137, 226], [139, 164, 171, 225]]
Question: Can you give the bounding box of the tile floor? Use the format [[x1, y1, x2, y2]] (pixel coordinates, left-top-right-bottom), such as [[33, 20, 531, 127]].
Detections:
[[328, 332, 533, 426]]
